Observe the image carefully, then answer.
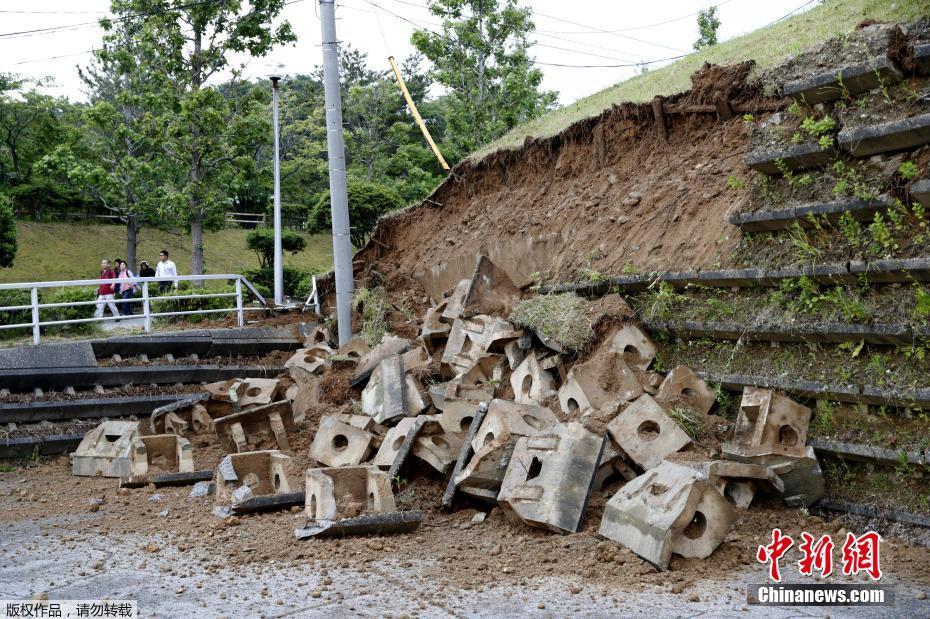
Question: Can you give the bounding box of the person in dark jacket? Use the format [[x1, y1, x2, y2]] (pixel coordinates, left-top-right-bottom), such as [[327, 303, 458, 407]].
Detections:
[[139, 261, 156, 279]]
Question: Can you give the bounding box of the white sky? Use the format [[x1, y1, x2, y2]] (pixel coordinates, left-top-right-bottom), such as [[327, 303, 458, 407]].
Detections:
[[0, 0, 815, 105]]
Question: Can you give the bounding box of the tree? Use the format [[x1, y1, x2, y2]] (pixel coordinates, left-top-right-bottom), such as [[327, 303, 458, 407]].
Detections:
[[307, 179, 403, 247], [0, 193, 16, 268], [246, 227, 306, 267], [0, 75, 65, 192], [116, 0, 295, 278], [694, 6, 721, 50], [411, 0, 557, 157]]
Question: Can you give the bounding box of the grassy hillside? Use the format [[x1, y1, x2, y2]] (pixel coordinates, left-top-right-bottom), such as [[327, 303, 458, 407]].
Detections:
[[0, 222, 333, 284], [474, 0, 930, 158]]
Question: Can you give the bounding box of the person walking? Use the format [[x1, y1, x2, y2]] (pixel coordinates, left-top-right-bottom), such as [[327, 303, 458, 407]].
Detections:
[[112, 259, 124, 296], [155, 250, 178, 293], [94, 258, 119, 320], [116, 261, 137, 316], [139, 261, 156, 279]]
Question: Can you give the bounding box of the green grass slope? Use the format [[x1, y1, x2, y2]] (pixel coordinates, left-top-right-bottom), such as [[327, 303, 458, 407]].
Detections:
[[0, 222, 333, 284], [474, 0, 930, 159]]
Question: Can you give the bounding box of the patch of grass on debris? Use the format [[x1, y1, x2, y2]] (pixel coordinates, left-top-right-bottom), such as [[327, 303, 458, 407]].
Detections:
[[354, 287, 389, 348], [668, 406, 704, 440], [509, 293, 595, 353]]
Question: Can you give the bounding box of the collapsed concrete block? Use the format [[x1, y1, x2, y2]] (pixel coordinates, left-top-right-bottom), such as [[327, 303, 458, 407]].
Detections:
[[405, 374, 430, 416], [213, 400, 296, 454], [440, 279, 471, 322], [214, 450, 294, 507], [593, 442, 638, 491], [421, 302, 452, 346], [304, 465, 396, 520], [455, 435, 520, 500], [236, 378, 283, 409], [442, 316, 522, 376], [599, 460, 734, 570], [598, 323, 656, 372], [309, 415, 375, 467], [461, 255, 521, 318], [401, 342, 432, 374], [352, 335, 411, 388], [670, 455, 784, 510], [129, 434, 194, 477], [606, 394, 691, 471], [71, 420, 140, 478], [332, 414, 384, 434], [722, 445, 824, 508], [640, 371, 664, 395], [336, 337, 369, 362], [438, 399, 480, 435], [497, 422, 605, 534], [412, 432, 464, 474], [150, 393, 212, 434], [371, 416, 439, 468], [286, 372, 320, 423], [360, 354, 408, 425], [458, 353, 506, 387], [504, 340, 525, 370], [510, 351, 554, 405], [203, 379, 241, 402], [655, 366, 716, 416], [557, 351, 642, 415], [284, 345, 333, 376], [728, 387, 811, 458], [471, 398, 559, 452]]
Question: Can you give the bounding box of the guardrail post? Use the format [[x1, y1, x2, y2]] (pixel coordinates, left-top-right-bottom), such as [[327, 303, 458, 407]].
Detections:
[[235, 278, 244, 327], [30, 287, 40, 345], [142, 282, 152, 333]]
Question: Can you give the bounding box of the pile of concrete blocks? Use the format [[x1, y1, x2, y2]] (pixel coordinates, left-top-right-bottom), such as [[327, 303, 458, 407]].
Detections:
[[71, 420, 141, 478]]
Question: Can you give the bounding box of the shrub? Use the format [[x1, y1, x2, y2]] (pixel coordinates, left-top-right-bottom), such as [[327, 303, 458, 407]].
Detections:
[[0, 193, 16, 268], [245, 228, 307, 268], [307, 179, 404, 247], [150, 282, 241, 322], [42, 286, 97, 335], [0, 289, 32, 337]]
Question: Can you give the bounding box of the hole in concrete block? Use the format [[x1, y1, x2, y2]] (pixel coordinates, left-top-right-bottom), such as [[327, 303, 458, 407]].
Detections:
[[460, 416, 474, 432], [246, 387, 262, 397], [649, 483, 669, 496], [743, 404, 760, 423], [392, 435, 405, 451], [104, 434, 121, 443], [526, 456, 543, 481], [332, 434, 349, 452], [309, 494, 317, 519], [566, 398, 579, 413], [482, 432, 496, 447], [523, 414, 545, 429], [243, 473, 260, 488], [778, 425, 799, 446], [433, 436, 450, 451], [461, 338, 474, 355], [683, 511, 707, 539], [637, 420, 661, 441], [273, 473, 281, 491], [521, 375, 533, 395], [681, 387, 695, 398], [367, 492, 375, 511]]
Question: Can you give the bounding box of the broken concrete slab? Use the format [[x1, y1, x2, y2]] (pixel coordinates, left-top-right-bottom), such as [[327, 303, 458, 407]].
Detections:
[[655, 366, 716, 416], [309, 415, 376, 467], [128, 434, 194, 477], [70, 420, 140, 478], [440, 279, 471, 322], [284, 345, 333, 376], [558, 351, 642, 415], [471, 398, 559, 453], [421, 302, 452, 347], [149, 393, 211, 434], [438, 399, 479, 435], [599, 460, 733, 570], [372, 417, 422, 468], [286, 372, 320, 423], [593, 442, 638, 491], [669, 455, 784, 510], [336, 337, 369, 362], [413, 432, 464, 474], [497, 421, 605, 534], [510, 351, 554, 405], [606, 394, 692, 471], [597, 323, 657, 372], [304, 465, 396, 522], [351, 335, 411, 388], [722, 445, 824, 507], [360, 354, 408, 425], [441, 402, 490, 510], [461, 255, 522, 318], [454, 435, 521, 501], [213, 450, 294, 508], [727, 387, 811, 458], [295, 510, 423, 539], [213, 400, 296, 454], [839, 113, 930, 157], [782, 55, 903, 105], [744, 142, 835, 175], [236, 378, 284, 409], [386, 418, 430, 481]]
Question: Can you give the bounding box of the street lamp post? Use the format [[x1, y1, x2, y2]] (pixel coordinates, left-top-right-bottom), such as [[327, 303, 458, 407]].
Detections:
[[270, 75, 283, 306]]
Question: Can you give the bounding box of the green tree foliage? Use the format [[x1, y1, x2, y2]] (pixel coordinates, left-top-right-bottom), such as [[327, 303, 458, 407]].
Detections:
[[246, 227, 307, 267], [411, 0, 557, 157], [307, 179, 403, 247], [0, 193, 16, 268], [694, 6, 721, 50]]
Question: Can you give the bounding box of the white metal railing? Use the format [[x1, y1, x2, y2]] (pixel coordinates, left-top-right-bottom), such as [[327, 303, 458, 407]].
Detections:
[[0, 274, 269, 345], [225, 211, 267, 226], [303, 275, 320, 315]]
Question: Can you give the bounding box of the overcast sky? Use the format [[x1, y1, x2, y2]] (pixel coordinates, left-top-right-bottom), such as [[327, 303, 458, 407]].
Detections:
[[0, 0, 815, 105]]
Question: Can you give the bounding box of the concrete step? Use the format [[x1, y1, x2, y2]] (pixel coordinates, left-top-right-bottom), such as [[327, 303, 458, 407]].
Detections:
[[0, 394, 189, 424], [744, 141, 836, 175], [0, 433, 84, 460], [644, 318, 928, 347], [783, 55, 903, 106], [728, 194, 892, 232], [839, 112, 930, 157], [808, 437, 927, 468]]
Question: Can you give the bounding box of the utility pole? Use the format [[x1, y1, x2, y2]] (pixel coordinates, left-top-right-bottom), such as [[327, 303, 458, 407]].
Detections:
[[319, 0, 353, 346], [270, 75, 283, 306]]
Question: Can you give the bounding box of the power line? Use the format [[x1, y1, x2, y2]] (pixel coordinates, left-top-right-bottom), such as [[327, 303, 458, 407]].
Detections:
[[0, 9, 105, 15], [536, 0, 735, 34], [3, 49, 100, 67], [532, 10, 688, 54]]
